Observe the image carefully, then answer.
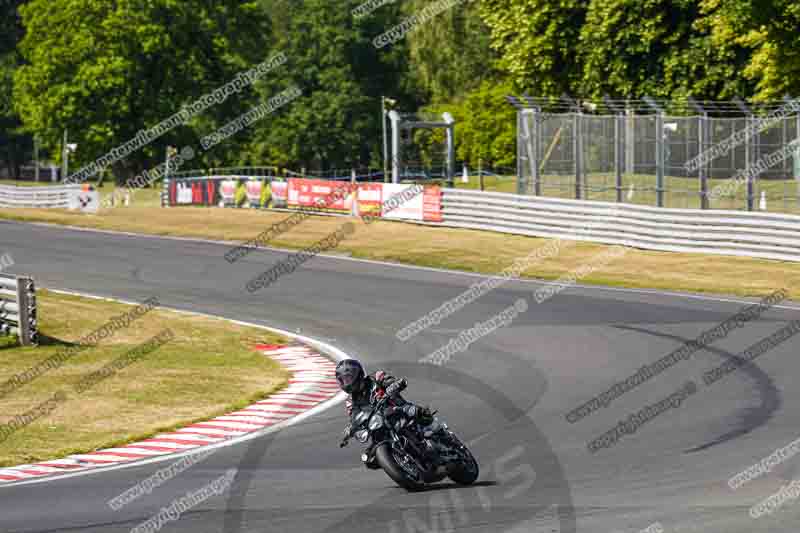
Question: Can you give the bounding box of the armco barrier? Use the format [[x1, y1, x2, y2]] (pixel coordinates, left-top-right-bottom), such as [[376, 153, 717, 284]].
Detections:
[[0, 184, 82, 209], [440, 189, 800, 263], [0, 274, 38, 345]]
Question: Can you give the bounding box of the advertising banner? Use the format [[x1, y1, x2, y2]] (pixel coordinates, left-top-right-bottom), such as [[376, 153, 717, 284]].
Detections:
[[68, 190, 99, 213], [245, 180, 263, 208], [381, 183, 424, 221], [271, 180, 288, 208], [176, 182, 193, 204], [357, 183, 383, 217], [288, 178, 355, 213], [220, 180, 238, 207], [422, 185, 443, 222]]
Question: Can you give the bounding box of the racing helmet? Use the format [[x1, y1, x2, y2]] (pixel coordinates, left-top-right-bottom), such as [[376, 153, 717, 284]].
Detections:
[[335, 359, 366, 394]]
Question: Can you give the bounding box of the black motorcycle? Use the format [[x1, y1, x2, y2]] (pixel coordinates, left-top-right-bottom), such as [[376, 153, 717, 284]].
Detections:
[[340, 394, 479, 491]]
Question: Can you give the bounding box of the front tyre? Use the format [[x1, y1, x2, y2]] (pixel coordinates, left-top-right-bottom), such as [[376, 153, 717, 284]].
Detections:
[[447, 434, 479, 485], [375, 443, 425, 491]]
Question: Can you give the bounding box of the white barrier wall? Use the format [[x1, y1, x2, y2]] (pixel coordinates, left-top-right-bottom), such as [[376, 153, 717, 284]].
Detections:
[[0, 185, 83, 209], [441, 189, 800, 263]]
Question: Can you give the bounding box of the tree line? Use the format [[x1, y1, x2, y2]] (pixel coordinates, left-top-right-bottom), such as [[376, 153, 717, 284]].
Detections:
[[0, 0, 797, 183]]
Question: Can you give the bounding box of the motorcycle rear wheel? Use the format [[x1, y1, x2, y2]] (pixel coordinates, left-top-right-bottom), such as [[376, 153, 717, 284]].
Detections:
[[375, 443, 425, 492]]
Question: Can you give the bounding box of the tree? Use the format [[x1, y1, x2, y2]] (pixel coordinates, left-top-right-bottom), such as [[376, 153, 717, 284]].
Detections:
[[415, 80, 517, 169], [479, 0, 588, 96], [14, 0, 272, 183], [577, 0, 753, 100], [703, 0, 800, 100], [243, 0, 409, 170], [402, 0, 498, 104], [0, 0, 31, 179]]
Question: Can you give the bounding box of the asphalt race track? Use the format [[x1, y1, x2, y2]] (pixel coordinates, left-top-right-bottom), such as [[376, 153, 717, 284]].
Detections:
[[1, 220, 799, 533]]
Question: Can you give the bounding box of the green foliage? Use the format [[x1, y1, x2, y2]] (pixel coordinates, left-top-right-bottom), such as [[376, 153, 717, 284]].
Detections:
[[244, 0, 408, 170], [14, 0, 271, 183], [0, 335, 19, 350], [478, 0, 756, 101], [6, 0, 800, 180], [479, 0, 588, 95], [578, 0, 753, 99], [0, 0, 31, 178], [704, 0, 800, 100], [402, 0, 498, 103], [417, 80, 516, 168]]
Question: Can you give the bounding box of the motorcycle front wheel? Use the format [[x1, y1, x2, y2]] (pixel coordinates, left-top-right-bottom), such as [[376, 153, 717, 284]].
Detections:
[[446, 434, 479, 485], [375, 442, 425, 492]]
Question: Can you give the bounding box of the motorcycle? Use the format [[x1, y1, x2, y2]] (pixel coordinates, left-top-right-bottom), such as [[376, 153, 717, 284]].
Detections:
[[340, 393, 479, 491]]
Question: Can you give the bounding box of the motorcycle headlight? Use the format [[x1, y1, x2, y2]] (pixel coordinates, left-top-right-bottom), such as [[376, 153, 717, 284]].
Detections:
[[355, 429, 369, 443], [368, 414, 384, 431]]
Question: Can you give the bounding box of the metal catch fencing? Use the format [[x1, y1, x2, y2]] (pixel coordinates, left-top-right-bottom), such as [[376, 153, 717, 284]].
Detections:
[[440, 188, 800, 263], [513, 99, 800, 214], [0, 274, 38, 345]]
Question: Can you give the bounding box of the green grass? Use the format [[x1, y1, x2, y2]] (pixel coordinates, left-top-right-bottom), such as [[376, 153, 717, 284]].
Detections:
[[0, 336, 17, 349], [0, 290, 290, 467]]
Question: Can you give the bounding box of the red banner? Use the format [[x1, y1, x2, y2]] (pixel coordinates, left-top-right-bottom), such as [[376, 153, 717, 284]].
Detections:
[[288, 178, 356, 213], [422, 186, 443, 222]]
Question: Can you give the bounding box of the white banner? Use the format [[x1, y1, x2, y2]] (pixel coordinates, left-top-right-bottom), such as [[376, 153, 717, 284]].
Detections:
[[381, 183, 424, 221], [68, 190, 99, 213]]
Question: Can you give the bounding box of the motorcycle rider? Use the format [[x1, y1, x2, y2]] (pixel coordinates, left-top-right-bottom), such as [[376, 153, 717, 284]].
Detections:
[[335, 359, 434, 447]]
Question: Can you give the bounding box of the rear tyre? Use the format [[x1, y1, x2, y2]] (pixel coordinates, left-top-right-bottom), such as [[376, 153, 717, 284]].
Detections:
[[375, 443, 425, 491]]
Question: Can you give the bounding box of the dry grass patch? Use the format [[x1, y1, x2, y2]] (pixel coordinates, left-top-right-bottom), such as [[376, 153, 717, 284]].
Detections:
[[0, 290, 290, 467]]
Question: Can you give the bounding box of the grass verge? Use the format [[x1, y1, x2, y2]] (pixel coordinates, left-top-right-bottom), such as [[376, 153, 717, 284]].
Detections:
[[0, 205, 798, 301], [0, 290, 290, 467]]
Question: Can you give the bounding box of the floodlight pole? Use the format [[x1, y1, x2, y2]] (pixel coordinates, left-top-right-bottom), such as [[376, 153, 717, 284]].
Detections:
[[443, 112, 455, 188], [389, 110, 401, 183], [382, 97, 388, 183], [62, 129, 68, 182]]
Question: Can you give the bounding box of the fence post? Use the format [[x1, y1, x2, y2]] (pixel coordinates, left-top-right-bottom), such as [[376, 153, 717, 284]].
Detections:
[[533, 109, 541, 196], [700, 113, 709, 209], [733, 98, 755, 211], [604, 97, 625, 203], [615, 113, 623, 202], [574, 110, 582, 200], [517, 108, 537, 196], [642, 97, 665, 206], [655, 112, 665, 207], [746, 113, 754, 211], [625, 105, 635, 175], [688, 97, 709, 210], [516, 110, 522, 193]]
